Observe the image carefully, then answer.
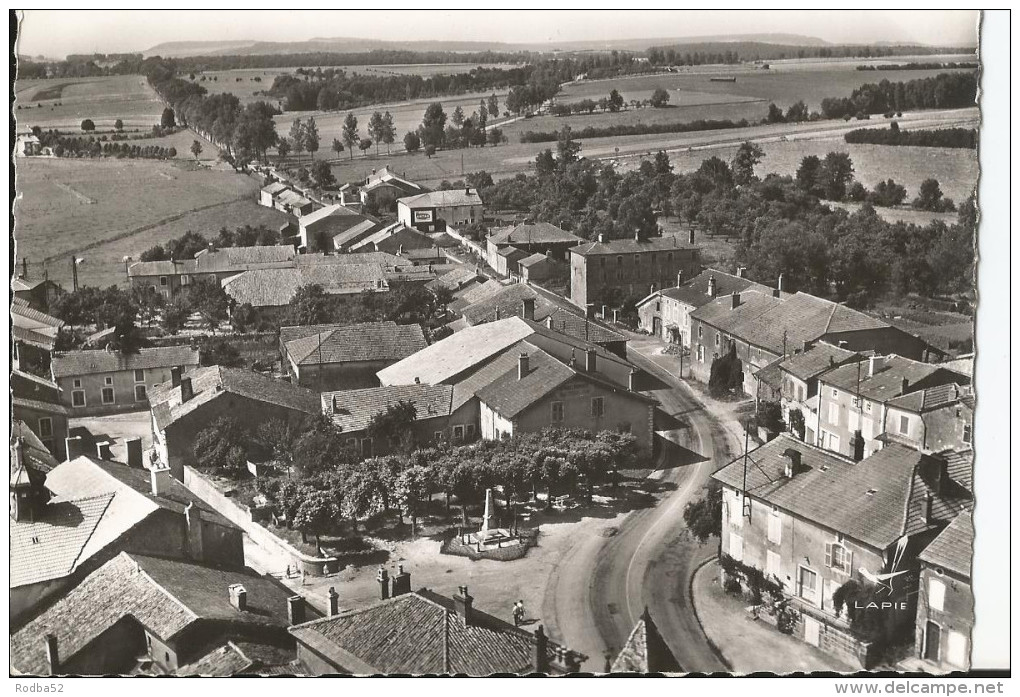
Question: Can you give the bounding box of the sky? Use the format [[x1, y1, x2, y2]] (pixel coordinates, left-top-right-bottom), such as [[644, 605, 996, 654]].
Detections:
[[16, 10, 980, 60]]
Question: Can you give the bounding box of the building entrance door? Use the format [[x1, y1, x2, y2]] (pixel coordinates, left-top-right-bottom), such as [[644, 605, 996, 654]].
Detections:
[[804, 617, 821, 647], [924, 621, 942, 662]]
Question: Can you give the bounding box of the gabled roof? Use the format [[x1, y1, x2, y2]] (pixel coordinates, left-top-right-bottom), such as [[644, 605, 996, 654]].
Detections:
[[450, 340, 541, 411], [936, 449, 973, 493], [298, 203, 360, 228], [886, 383, 972, 414], [539, 307, 627, 346], [426, 267, 482, 293], [13, 396, 70, 417], [611, 609, 681, 673], [150, 366, 321, 431], [918, 511, 973, 578], [461, 284, 556, 327], [712, 435, 970, 550], [323, 384, 455, 434], [289, 589, 583, 674], [351, 224, 434, 253], [487, 222, 583, 247], [518, 252, 549, 267], [12, 276, 57, 292], [193, 245, 296, 274], [640, 268, 772, 311], [293, 251, 402, 268], [398, 189, 482, 209], [276, 189, 312, 209], [778, 342, 860, 382], [12, 420, 60, 472], [449, 279, 504, 312], [222, 264, 386, 307], [363, 166, 422, 194], [570, 234, 697, 256], [51, 346, 199, 379], [11, 552, 304, 675], [262, 181, 288, 195], [819, 355, 948, 404], [330, 218, 383, 248], [282, 321, 427, 366], [11, 302, 64, 332]]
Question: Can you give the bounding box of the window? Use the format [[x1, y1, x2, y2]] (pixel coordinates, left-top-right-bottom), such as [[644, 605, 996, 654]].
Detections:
[[101, 387, 115, 404], [38, 418, 53, 438], [946, 631, 968, 667], [655, 301, 661, 312], [181, 274, 190, 285], [134, 369, 145, 382], [797, 385, 805, 402], [434, 431, 444, 442], [465, 424, 476, 438], [104, 376, 114, 386], [453, 425, 465, 442], [864, 400, 872, 413], [360, 438, 373, 457], [798, 567, 818, 601], [729, 532, 743, 562], [551, 401, 564, 423], [766, 550, 781, 578], [698, 326, 703, 338], [928, 578, 946, 612], [849, 410, 860, 432], [899, 414, 910, 435], [767, 509, 782, 544], [591, 397, 605, 418], [828, 402, 840, 426], [160, 276, 168, 286], [346, 438, 357, 448], [135, 384, 147, 401], [72, 390, 86, 407], [963, 424, 972, 444], [697, 345, 705, 363], [73, 378, 82, 388], [729, 491, 743, 528], [825, 542, 852, 575], [714, 334, 720, 347], [832, 388, 838, 398]]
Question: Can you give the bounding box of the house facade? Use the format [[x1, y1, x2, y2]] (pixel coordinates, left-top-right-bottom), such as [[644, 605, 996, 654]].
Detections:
[[485, 222, 583, 270], [297, 204, 381, 252], [51, 346, 200, 417], [914, 512, 973, 671], [569, 232, 702, 309], [359, 167, 424, 211], [397, 189, 483, 233], [128, 245, 297, 298], [881, 384, 974, 455], [12, 368, 70, 460]]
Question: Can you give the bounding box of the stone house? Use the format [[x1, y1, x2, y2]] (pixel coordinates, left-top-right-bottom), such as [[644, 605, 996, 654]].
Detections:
[[397, 189, 483, 233], [485, 222, 583, 270], [358, 166, 424, 210], [915, 511, 973, 671], [880, 384, 974, 455], [128, 245, 297, 298]]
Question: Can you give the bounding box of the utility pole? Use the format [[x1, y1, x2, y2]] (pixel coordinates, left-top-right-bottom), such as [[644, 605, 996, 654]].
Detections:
[[71, 256, 80, 292], [21, 257, 28, 279], [741, 418, 751, 520]]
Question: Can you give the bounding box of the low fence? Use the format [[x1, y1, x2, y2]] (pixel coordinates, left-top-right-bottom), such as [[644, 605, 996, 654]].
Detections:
[[182, 465, 338, 577]]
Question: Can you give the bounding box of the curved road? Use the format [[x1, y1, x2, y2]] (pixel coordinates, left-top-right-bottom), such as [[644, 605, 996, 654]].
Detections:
[[541, 338, 744, 673]]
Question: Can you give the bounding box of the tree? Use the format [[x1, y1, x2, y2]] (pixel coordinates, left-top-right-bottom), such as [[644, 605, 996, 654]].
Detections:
[[289, 118, 305, 158], [403, 131, 421, 153], [556, 125, 581, 168], [394, 464, 433, 538], [277, 136, 291, 160], [487, 127, 505, 147], [608, 89, 625, 112], [756, 400, 785, 440], [796, 155, 823, 194], [731, 141, 764, 186], [709, 344, 744, 396], [765, 102, 786, 123], [785, 100, 809, 122], [292, 491, 337, 545], [451, 105, 465, 127], [200, 337, 243, 367], [190, 139, 203, 160], [535, 148, 556, 176], [868, 178, 907, 207], [230, 302, 259, 332], [478, 99, 488, 122], [311, 159, 336, 188], [380, 111, 395, 154], [359, 138, 373, 156], [914, 178, 946, 211], [488, 94, 499, 120], [80, 119, 95, 132], [303, 116, 320, 158], [114, 119, 124, 131], [788, 408, 806, 441], [289, 283, 332, 325], [424, 144, 436, 158], [365, 401, 418, 455], [368, 111, 385, 156], [331, 137, 344, 159], [186, 277, 230, 331], [194, 416, 247, 474], [161, 107, 176, 129], [342, 112, 359, 160], [683, 486, 721, 543], [819, 151, 855, 201], [162, 295, 190, 334], [649, 88, 670, 108], [421, 102, 447, 148]]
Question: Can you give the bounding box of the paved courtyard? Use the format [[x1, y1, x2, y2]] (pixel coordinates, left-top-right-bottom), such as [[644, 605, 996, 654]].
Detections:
[[69, 409, 153, 461]]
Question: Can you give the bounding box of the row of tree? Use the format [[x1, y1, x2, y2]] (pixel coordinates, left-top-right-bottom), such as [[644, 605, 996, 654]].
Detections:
[[844, 124, 977, 149], [646, 42, 971, 66], [138, 225, 281, 262], [819, 72, 978, 119]]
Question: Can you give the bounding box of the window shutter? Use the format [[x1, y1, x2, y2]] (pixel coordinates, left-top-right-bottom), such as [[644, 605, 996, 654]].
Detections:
[[847, 550, 853, 575], [824, 543, 833, 568]]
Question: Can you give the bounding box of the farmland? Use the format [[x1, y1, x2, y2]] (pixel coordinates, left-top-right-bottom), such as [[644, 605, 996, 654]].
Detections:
[[13, 74, 165, 131], [13, 157, 289, 289]]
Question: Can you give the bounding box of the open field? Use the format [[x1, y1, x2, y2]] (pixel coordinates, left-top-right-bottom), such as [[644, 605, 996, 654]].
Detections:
[[13, 74, 165, 131], [13, 157, 289, 289], [826, 201, 961, 226]]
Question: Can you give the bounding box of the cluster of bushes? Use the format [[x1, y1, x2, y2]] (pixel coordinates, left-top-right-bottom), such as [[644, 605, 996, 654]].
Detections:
[[519, 117, 751, 143], [844, 124, 977, 149], [30, 129, 178, 160], [139, 225, 282, 262], [820, 72, 978, 119]]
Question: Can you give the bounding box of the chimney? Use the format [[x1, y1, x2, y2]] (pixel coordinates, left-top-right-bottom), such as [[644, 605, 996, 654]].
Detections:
[[634, 229, 642, 242], [782, 448, 801, 478], [597, 233, 606, 244], [180, 377, 193, 403], [676, 270, 683, 288], [545, 315, 554, 329], [287, 595, 306, 625], [518, 352, 530, 380], [126, 438, 143, 468], [868, 355, 885, 377], [465, 186, 471, 195], [64, 435, 87, 462], [45, 634, 59, 676], [494, 307, 501, 321], [522, 298, 535, 321], [327, 587, 340, 617], [171, 366, 182, 388], [924, 491, 934, 524], [707, 275, 717, 297], [650, 283, 656, 296], [688, 228, 695, 245], [852, 431, 864, 462], [185, 501, 204, 561], [377, 566, 390, 600], [95, 440, 113, 460], [533, 625, 549, 673], [601, 304, 607, 319], [228, 584, 248, 612], [585, 303, 595, 319], [584, 348, 597, 373], [901, 377, 910, 393], [391, 564, 411, 596], [730, 293, 740, 310], [628, 368, 638, 391], [802, 340, 812, 353], [150, 466, 172, 497], [777, 273, 785, 294], [612, 309, 619, 323], [453, 585, 473, 626]]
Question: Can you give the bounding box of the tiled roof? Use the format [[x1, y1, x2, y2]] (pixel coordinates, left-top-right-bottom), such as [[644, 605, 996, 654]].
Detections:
[[289, 589, 582, 675], [282, 321, 427, 366], [778, 342, 860, 382], [128, 258, 197, 277], [712, 435, 969, 550], [13, 324, 58, 350], [13, 396, 70, 416], [11, 302, 64, 331], [753, 358, 784, 391], [353, 225, 435, 253], [939, 355, 973, 377], [519, 252, 549, 267], [262, 181, 288, 195], [150, 365, 320, 431], [11, 552, 303, 674], [277, 189, 312, 209], [193, 246, 296, 274], [178, 643, 254, 676], [51, 346, 199, 379], [692, 291, 890, 356], [399, 189, 482, 209], [918, 511, 973, 578], [819, 355, 945, 404], [12, 277, 53, 291], [298, 203, 360, 228], [223, 264, 386, 307], [378, 317, 537, 386], [10, 493, 114, 589], [426, 267, 482, 292], [461, 284, 557, 326], [293, 251, 402, 268], [497, 246, 531, 262], [936, 449, 973, 494], [450, 341, 540, 411], [487, 222, 582, 247], [540, 307, 627, 346], [331, 218, 384, 248], [570, 234, 697, 256], [640, 269, 762, 310], [611, 610, 681, 673], [449, 279, 504, 311], [12, 420, 60, 472], [323, 384, 454, 433], [887, 384, 971, 414]]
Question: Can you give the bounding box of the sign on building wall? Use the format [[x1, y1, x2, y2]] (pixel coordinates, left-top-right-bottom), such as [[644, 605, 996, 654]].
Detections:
[[413, 210, 434, 223]]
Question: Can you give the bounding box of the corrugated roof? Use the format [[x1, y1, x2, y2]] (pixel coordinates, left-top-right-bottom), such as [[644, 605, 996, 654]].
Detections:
[[289, 589, 581, 675], [712, 435, 969, 550], [51, 346, 199, 379], [487, 222, 583, 247], [322, 384, 454, 433], [282, 321, 427, 366], [399, 189, 482, 209], [918, 510, 973, 577]]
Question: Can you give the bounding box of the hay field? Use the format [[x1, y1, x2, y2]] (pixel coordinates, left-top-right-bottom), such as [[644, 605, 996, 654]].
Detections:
[[14, 74, 165, 131], [13, 157, 288, 288]]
